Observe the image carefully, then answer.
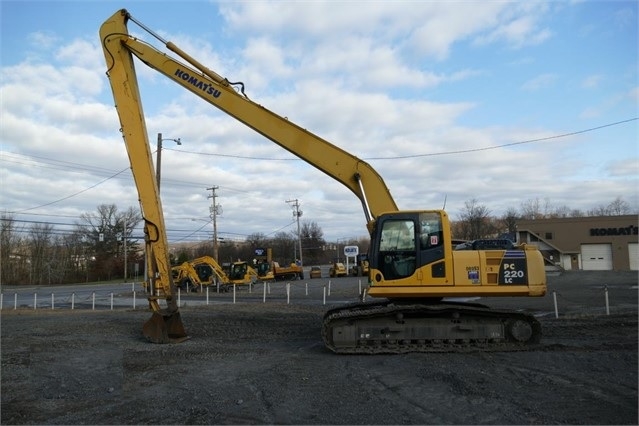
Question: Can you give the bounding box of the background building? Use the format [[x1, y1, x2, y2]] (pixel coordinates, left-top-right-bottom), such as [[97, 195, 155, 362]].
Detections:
[[516, 215, 638, 271]]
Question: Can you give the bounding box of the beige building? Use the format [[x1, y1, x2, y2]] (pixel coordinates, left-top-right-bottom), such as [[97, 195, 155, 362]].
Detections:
[[516, 215, 638, 271]]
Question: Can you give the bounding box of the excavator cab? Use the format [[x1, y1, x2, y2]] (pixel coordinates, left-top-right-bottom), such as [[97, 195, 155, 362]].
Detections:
[[367, 210, 545, 300], [369, 211, 448, 284], [229, 262, 247, 281]]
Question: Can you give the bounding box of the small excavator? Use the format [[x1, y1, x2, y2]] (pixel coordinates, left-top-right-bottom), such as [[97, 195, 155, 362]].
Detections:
[[100, 9, 546, 352]]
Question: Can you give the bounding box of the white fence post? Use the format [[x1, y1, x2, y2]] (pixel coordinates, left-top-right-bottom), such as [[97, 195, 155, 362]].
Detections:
[[92, 292, 95, 310], [604, 285, 610, 315], [51, 293, 54, 310], [553, 290, 558, 319], [34, 293, 37, 310], [72, 293, 75, 310], [14, 293, 17, 310], [110, 292, 114, 310]]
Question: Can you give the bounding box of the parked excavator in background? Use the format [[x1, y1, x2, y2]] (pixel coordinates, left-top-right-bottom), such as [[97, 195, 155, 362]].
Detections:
[[171, 256, 259, 292], [254, 261, 275, 281], [100, 9, 546, 352], [349, 254, 370, 277], [171, 262, 205, 292], [227, 260, 259, 286]]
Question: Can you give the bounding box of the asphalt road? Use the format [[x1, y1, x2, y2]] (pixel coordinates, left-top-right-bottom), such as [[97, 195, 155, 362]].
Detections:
[[2, 270, 636, 317]]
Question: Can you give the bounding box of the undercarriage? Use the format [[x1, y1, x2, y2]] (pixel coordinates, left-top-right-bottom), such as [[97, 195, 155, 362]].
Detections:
[[322, 300, 542, 354]]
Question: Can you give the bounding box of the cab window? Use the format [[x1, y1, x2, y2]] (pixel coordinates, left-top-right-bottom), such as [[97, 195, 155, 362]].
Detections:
[[419, 212, 443, 249], [378, 219, 416, 279]]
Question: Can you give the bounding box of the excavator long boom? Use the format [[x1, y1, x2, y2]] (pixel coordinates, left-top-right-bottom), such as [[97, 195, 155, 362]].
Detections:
[[100, 9, 397, 231], [100, 9, 546, 352]]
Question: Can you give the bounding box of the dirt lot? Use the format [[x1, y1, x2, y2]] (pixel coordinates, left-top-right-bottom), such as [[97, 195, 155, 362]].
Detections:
[[1, 271, 637, 425]]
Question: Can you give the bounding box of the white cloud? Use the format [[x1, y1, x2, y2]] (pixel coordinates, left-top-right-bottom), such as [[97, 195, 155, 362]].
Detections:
[[606, 159, 639, 178], [521, 73, 557, 91], [581, 74, 603, 89], [27, 31, 58, 50]]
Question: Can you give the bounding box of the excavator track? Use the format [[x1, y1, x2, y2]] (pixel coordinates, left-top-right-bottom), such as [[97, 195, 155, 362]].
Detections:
[[322, 300, 541, 354]]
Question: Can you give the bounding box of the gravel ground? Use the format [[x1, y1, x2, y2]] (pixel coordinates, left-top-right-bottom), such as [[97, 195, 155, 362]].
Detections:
[[1, 271, 637, 425]]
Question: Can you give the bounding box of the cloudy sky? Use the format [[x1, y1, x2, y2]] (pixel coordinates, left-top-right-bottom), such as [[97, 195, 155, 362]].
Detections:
[[1, 0, 637, 247]]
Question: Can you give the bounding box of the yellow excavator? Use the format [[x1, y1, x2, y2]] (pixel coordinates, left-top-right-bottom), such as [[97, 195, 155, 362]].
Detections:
[[172, 256, 254, 292], [171, 262, 205, 292], [100, 9, 546, 352], [227, 260, 259, 287]]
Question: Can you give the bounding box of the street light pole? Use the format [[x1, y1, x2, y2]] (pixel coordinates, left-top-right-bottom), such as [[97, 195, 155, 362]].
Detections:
[[156, 132, 182, 191], [150, 132, 181, 292]]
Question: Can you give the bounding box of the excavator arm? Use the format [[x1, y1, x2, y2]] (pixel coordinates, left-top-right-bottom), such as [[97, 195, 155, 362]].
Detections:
[[100, 10, 192, 343], [100, 9, 397, 231]]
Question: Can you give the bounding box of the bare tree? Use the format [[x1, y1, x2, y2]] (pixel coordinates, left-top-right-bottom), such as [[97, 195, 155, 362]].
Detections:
[[607, 196, 631, 215], [519, 197, 550, 219], [1, 214, 28, 285], [271, 231, 296, 263], [458, 199, 495, 240], [588, 196, 632, 216], [300, 221, 326, 265], [501, 207, 519, 235], [28, 222, 54, 285], [548, 205, 570, 218], [60, 231, 90, 283], [245, 232, 269, 251], [75, 204, 142, 281]]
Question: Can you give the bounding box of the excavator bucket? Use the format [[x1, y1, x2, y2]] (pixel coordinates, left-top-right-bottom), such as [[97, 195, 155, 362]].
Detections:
[[142, 311, 189, 344]]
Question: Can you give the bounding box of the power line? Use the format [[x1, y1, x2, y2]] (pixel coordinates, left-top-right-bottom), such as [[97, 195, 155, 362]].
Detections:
[[7, 167, 131, 214], [366, 117, 639, 160], [164, 117, 638, 160], [4, 117, 635, 213]]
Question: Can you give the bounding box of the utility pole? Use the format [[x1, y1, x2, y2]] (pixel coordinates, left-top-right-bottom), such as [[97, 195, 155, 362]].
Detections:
[[286, 199, 303, 266], [123, 216, 127, 282], [207, 186, 222, 262]]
